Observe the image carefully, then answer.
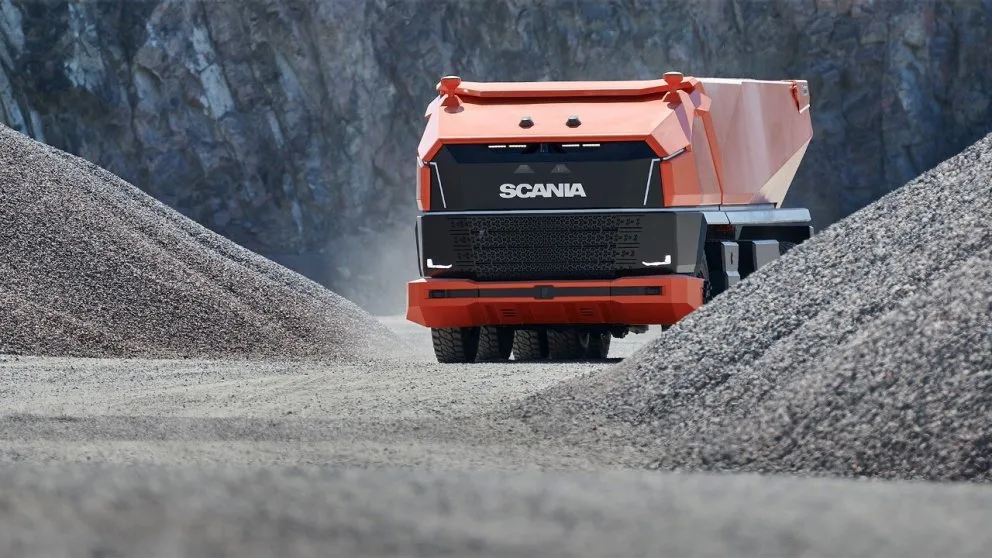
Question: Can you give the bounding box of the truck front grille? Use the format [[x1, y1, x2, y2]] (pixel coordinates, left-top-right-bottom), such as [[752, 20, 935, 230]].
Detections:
[[448, 214, 645, 281]]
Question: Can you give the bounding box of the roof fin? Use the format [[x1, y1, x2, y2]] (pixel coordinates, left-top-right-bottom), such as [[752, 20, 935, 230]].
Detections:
[[437, 75, 463, 112], [437, 75, 461, 95]]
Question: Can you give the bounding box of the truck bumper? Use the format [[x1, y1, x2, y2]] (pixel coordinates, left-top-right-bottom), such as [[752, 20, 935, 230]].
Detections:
[[406, 275, 703, 329]]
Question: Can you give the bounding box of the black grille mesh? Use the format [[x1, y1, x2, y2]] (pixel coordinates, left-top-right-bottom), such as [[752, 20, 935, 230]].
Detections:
[[448, 214, 646, 280]]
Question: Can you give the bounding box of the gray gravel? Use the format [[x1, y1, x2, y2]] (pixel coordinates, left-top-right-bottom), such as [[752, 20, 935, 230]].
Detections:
[[3, 464, 992, 558], [0, 124, 399, 361], [3, 123, 992, 556], [511, 132, 992, 481], [0, 317, 652, 471], [0, 354, 624, 472], [1, 318, 986, 557]]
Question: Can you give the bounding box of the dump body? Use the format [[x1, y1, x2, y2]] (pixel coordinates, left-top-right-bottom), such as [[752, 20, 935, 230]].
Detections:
[[406, 73, 815, 362]]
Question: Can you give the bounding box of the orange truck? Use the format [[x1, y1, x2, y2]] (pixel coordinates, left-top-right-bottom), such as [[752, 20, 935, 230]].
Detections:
[[406, 72, 814, 363]]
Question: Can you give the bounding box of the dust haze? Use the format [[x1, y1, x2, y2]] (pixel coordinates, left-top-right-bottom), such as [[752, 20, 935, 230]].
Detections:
[[330, 223, 420, 316], [270, 221, 419, 317]]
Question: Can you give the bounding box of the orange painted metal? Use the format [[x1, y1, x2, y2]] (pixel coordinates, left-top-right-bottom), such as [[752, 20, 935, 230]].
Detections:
[[698, 78, 813, 206], [450, 75, 695, 98], [406, 276, 704, 329], [418, 94, 679, 162], [418, 73, 813, 208]]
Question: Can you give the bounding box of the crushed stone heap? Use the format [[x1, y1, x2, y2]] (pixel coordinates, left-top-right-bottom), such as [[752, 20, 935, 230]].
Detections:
[[0, 125, 399, 361], [512, 132, 992, 482]]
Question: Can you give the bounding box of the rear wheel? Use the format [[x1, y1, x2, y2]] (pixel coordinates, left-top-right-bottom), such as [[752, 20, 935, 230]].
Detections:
[[476, 326, 513, 361], [513, 329, 548, 361], [431, 327, 479, 363], [695, 255, 714, 303], [547, 329, 584, 360], [580, 330, 612, 359]]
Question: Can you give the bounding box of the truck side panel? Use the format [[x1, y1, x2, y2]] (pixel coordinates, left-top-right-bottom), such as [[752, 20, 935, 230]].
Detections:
[[698, 78, 813, 206]]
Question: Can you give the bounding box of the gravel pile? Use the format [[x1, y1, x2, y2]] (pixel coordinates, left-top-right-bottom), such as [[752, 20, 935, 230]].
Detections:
[[0, 125, 399, 361], [512, 132, 992, 481]]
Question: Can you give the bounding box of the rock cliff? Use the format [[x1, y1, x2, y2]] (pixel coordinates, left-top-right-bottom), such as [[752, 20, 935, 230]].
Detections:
[[2, 0, 990, 312]]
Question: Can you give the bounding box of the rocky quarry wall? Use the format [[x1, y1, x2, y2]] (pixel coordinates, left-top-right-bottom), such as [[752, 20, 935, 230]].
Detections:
[[1, 0, 990, 313]]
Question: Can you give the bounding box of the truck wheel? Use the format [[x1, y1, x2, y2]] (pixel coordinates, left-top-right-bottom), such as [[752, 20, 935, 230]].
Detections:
[[547, 329, 584, 360], [580, 331, 611, 359], [513, 329, 548, 361], [431, 327, 479, 363], [476, 326, 513, 361], [696, 256, 714, 303]]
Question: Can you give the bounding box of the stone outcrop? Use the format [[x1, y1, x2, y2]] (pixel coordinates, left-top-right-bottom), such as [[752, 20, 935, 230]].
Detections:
[[2, 0, 990, 312]]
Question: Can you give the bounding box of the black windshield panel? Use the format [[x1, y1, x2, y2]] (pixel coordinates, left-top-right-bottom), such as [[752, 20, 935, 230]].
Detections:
[[444, 142, 658, 164]]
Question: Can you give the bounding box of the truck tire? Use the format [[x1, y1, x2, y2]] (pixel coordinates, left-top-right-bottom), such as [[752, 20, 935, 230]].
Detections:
[[580, 331, 612, 359], [431, 327, 479, 363], [513, 329, 548, 361], [696, 255, 714, 303], [476, 326, 513, 361], [547, 329, 584, 360]]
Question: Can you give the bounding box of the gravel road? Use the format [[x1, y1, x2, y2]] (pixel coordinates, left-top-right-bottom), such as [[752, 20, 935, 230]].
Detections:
[[2, 317, 991, 558], [0, 317, 657, 471]]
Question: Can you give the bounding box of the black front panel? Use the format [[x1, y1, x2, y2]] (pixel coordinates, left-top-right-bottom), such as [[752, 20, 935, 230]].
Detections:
[[428, 142, 664, 211], [418, 211, 704, 281]]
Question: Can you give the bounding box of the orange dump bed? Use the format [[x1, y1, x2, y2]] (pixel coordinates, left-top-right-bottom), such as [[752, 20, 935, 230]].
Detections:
[[417, 73, 813, 207]]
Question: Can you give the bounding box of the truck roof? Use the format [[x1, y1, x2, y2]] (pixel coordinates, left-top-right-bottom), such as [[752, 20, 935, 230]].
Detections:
[[450, 78, 686, 98], [417, 74, 813, 209], [418, 74, 702, 161]]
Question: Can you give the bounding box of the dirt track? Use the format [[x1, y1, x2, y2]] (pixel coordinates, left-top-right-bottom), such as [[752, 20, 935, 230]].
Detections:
[[0, 317, 654, 471]]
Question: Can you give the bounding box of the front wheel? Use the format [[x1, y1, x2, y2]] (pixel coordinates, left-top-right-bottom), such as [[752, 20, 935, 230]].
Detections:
[[431, 327, 479, 363], [476, 326, 513, 361]]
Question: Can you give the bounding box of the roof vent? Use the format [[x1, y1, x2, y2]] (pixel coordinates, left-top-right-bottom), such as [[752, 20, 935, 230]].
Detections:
[[438, 75, 463, 112], [566, 115, 581, 127], [437, 75, 461, 95], [663, 71, 684, 87], [519, 116, 534, 128]]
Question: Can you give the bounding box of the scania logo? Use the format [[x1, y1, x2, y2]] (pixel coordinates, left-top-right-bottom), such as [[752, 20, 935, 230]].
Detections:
[[499, 183, 587, 199]]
